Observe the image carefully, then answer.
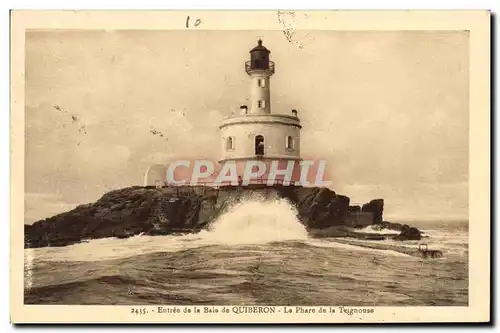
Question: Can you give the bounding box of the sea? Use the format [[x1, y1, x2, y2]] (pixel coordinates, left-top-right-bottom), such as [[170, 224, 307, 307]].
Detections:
[[24, 198, 468, 306]]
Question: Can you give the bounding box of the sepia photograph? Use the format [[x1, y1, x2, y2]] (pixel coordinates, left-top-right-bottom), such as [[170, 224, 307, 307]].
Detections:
[[10, 10, 490, 323]]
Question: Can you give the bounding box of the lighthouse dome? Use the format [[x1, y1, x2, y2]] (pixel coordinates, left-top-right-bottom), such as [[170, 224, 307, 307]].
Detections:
[[249, 39, 271, 54]]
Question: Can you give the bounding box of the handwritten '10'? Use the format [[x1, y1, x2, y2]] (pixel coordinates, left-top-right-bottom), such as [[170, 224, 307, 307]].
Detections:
[[186, 16, 202, 28]]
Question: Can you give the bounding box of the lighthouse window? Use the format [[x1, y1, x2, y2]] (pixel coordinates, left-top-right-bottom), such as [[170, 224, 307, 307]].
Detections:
[[226, 137, 235, 150], [286, 136, 294, 150], [255, 135, 265, 155], [258, 78, 266, 88], [258, 100, 266, 109]]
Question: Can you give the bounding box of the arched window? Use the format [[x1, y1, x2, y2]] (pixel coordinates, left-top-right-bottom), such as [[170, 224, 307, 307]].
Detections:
[[255, 135, 264, 155], [226, 137, 234, 150], [286, 136, 294, 150]]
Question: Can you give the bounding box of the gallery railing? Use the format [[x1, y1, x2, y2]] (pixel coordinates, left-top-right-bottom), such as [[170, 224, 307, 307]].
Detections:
[[245, 60, 275, 75]]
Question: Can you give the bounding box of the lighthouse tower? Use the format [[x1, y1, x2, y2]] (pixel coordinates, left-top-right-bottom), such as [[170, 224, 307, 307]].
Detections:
[[218, 39, 302, 186]]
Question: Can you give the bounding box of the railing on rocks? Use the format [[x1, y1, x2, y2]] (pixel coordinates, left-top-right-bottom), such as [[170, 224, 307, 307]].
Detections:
[[151, 178, 299, 194]]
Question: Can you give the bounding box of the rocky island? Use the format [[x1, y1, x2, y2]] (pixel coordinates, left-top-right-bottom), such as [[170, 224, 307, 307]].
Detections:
[[24, 185, 424, 249]]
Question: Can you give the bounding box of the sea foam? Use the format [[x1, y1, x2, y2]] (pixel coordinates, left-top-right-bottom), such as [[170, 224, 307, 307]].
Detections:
[[201, 196, 308, 245]]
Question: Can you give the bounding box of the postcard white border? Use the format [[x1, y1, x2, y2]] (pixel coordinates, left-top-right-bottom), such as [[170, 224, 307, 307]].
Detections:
[[10, 10, 490, 324]]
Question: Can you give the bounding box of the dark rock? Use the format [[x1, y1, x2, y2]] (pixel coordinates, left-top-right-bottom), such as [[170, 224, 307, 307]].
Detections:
[[348, 205, 361, 213], [291, 187, 350, 229], [361, 199, 384, 224], [393, 224, 422, 241]]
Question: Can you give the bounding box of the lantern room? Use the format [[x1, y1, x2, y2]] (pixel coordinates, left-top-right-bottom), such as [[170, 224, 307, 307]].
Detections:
[[245, 39, 275, 74]]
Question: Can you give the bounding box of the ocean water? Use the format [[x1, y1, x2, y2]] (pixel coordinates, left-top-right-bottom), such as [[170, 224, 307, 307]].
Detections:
[[24, 198, 468, 306]]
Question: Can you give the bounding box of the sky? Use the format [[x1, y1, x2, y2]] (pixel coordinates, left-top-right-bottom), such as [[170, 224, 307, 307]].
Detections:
[[24, 30, 469, 223]]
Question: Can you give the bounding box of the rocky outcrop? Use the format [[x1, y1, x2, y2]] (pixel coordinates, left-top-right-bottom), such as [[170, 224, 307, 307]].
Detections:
[[393, 224, 422, 241], [24, 185, 420, 248], [361, 199, 384, 224], [293, 187, 350, 229], [24, 186, 216, 248]]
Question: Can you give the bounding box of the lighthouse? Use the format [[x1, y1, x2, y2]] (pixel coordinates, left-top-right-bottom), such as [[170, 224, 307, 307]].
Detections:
[[218, 39, 303, 186]]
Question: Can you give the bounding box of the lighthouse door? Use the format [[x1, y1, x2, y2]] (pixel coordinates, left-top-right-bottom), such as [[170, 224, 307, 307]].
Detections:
[[255, 135, 264, 156]]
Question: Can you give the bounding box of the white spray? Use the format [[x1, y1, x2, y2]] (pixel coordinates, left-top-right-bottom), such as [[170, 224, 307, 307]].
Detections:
[[202, 196, 309, 245]]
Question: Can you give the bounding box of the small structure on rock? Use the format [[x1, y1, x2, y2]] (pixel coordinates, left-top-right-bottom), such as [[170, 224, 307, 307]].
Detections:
[[144, 164, 167, 187], [418, 243, 443, 259]]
